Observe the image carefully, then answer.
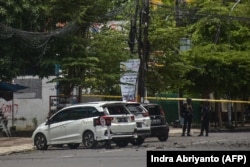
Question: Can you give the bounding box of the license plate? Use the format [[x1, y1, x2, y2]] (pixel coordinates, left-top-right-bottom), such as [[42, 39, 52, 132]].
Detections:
[[117, 118, 128, 122], [151, 119, 161, 124], [136, 122, 142, 128]]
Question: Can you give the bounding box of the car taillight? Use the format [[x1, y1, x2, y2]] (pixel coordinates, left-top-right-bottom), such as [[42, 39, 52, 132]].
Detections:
[[103, 116, 113, 126], [130, 115, 135, 121], [142, 112, 149, 117], [93, 116, 113, 126]]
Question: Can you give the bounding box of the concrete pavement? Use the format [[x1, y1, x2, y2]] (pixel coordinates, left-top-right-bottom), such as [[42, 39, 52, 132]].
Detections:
[[0, 127, 200, 156], [0, 137, 34, 155]]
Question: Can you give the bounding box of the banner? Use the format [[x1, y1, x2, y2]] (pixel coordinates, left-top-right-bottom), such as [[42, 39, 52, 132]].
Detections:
[[120, 59, 140, 101]]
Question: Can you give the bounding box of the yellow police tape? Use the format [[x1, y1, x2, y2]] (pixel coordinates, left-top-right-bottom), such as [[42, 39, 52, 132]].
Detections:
[[82, 95, 250, 104]]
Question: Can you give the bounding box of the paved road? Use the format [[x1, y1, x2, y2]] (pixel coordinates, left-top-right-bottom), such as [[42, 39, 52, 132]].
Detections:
[[0, 127, 199, 155], [1, 127, 250, 155], [0, 131, 249, 167]]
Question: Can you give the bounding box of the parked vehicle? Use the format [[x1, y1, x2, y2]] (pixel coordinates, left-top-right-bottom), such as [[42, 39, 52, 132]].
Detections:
[[141, 103, 169, 141], [32, 102, 137, 150], [87, 101, 138, 147], [124, 102, 151, 146]]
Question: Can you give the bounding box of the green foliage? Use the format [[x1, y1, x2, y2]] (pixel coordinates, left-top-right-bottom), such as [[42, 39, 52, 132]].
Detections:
[[146, 1, 190, 95], [88, 28, 131, 95], [0, 0, 250, 101]]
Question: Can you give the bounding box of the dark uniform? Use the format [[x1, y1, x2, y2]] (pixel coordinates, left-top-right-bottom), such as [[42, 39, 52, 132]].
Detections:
[[181, 98, 193, 136], [199, 102, 211, 136]]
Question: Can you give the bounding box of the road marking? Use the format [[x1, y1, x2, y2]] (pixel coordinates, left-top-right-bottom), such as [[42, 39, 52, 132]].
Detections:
[[146, 147, 159, 150], [99, 149, 123, 153], [60, 155, 75, 158], [192, 141, 209, 145], [216, 139, 228, 142]]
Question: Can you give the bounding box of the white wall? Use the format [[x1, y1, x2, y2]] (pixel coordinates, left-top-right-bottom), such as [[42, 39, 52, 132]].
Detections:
[[0, 76, 57, 130]]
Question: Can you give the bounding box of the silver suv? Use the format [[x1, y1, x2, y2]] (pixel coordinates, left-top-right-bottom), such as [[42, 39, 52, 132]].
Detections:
[[32, 101, 137, 150]]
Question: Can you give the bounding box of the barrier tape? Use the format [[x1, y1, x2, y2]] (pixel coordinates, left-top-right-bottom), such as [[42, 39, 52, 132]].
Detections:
[[81, 95, 250, 104]]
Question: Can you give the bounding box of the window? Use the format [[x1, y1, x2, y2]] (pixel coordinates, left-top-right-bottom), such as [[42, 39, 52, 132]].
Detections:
[[126, 104, 144, 114], [50, 109, 70, 124], [145, 105, 161, 115], [68, 108, 89, 120], [88, 108, 104, 117], [49, 106, 104, 123], [106, 105, 130, 115]]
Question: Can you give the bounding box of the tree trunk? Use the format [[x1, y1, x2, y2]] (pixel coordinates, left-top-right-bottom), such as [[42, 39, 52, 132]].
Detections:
[[78, 86, 82, 103], [241, 103, 244, 127], [234, 103, 237, 127], [214, 92, 222, 128], [178, 88, 183, 119]]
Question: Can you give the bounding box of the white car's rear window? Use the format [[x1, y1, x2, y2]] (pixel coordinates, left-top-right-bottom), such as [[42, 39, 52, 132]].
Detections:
[[104, 106, 130, 115]]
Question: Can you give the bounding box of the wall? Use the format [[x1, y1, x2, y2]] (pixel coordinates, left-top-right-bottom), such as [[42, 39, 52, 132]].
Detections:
[[0, 76, 57, 130]]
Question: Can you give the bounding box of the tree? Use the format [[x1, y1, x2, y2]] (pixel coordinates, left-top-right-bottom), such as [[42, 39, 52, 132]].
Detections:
[[0, 0, 130, 97], [88, 27, 131, 95], [0, 0, 52, 81], [181, 0, 250, 128], [144, 1, 190, 96], [44, 0, 131, 97]]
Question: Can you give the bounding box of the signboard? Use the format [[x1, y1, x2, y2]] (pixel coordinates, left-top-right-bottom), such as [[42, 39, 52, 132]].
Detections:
[[120, 59, 140, 101]]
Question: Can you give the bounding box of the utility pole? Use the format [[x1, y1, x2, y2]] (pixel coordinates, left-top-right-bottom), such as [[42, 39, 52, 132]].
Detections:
[[137, 0, 150, 103]]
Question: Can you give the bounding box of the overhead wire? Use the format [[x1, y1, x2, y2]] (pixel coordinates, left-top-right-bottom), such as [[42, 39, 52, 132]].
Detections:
[[0, 1, 249, 51], [149, 1, 250, 22], [0, 22, 80, 49]]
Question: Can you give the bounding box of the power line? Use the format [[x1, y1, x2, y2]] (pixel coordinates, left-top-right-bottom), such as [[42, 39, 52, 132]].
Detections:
[[0, 22, 79, 49], [150, 2, 250, 22]]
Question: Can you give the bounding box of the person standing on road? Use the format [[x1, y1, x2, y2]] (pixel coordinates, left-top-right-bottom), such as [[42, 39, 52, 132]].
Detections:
[[181, 98, 193, 136], [199, 101, 211, 137]]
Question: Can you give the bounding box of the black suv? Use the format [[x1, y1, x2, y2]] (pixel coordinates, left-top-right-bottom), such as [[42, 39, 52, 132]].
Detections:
[[142, 103, 169, 141]]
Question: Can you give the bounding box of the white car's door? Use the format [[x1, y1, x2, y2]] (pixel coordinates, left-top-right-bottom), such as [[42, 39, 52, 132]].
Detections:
[[47, 121, 67, 144], [47, 109, 70, 144], [63, 107, 87, 142], [64, 107, 103, 142], [64, 119, 83, 142]]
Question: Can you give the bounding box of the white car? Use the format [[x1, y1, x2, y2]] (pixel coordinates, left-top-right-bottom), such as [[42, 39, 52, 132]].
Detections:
[[124, 102, 151, 146], [32, 102, 137, 150]]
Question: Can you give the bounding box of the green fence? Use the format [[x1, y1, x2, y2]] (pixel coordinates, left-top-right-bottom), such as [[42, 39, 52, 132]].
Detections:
[[150, 94, 202, 125]]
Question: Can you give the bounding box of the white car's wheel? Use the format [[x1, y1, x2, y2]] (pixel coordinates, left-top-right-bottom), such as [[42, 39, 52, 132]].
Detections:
[[157, 135, 168, 142], [82, 131, 96, 149], [34, 133, 48, 150], [130, 137, 145, 146]]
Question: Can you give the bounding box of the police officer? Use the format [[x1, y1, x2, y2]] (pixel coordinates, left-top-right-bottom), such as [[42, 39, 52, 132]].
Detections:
[[199, 101, 211, 136], [181, 98, 193, 136]]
